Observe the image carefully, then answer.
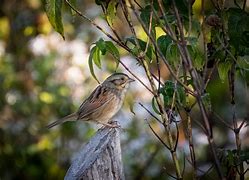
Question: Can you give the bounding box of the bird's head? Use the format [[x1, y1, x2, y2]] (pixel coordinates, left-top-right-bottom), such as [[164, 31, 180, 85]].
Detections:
[[103, 73, 135, 90]]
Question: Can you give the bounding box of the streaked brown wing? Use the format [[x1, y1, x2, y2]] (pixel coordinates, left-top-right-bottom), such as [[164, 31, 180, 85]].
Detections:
[[77, 85, 114, 120]]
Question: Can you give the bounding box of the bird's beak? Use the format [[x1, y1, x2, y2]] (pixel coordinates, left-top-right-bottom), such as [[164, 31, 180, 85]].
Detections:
[[128, 77, 135, 82]]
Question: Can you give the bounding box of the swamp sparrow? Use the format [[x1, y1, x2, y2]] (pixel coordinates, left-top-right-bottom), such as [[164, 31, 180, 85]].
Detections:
[[46, 73, 135, 129]]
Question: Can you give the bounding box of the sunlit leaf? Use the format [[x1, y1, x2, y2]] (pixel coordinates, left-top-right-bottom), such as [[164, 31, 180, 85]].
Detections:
[[106, 0, 118, 27], [126, 37, 153, 60], [43, 0, 64, 39], [218, 60, 232, 82], [93, 46, 101, 68]]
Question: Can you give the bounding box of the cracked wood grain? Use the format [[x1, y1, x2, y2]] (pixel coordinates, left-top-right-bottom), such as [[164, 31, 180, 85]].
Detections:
[[65, 127, 124, 180]]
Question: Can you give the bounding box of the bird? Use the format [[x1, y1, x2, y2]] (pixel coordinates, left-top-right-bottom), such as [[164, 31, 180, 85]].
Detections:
[[46, 73, 135, 129]]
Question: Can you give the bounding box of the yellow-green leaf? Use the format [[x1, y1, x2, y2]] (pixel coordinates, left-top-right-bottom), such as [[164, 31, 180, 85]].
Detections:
[[43, 0, 65, 39], [93, 46, 101, 69], [106, 0, 118, 27], [218, 61, 232, 82]]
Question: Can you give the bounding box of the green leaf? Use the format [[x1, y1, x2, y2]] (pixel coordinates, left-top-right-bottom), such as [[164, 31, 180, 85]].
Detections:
[[140, 5, 157, 28], [176, 85, 186, 106], [187, 45, 204, 70], [93, 47, 101, 68], [175, 0, 189, 18], [105, 41, 120, 59], [160, 81, 174, 106], [166, 43, 180, 66], [152, 97, 161, 114], [105, 41, 120, 68], [184, 18, 201, 36], [227, 8, 249, 54], [239, 150, 249, 162], [88, 46, 100, 83], [126, 37, 153, 60], [106, 0, 118, 27], [96, 38, 107, 55], [159, 80, 186, 107], [218, 61, 232, 82], [43, 0, 64, 39], [89, 39, 120, 81], [157, 35, 172, 57]]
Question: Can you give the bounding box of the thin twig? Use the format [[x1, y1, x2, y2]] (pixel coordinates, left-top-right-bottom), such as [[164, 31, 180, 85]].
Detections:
[[145, 119, 170, 150], [204, 60, 218, 89], [138, 102, 163, 124], [171, 1, 224, 178], [134, 0, 142, 9], [128, 1, 183, 178], [186, 113, 197, 179], [242, 0, 247, 10], [65, 0, 155, 95], [119, 60, 154, 94], [173, 122, 179, 151], [162, 167, 178, 179], [213, 112, 234, 130], [128, 0, 197, 97], [156, 0, 177, 40]]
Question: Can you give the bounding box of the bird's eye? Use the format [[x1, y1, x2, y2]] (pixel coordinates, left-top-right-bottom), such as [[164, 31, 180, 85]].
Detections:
[[121, 77, 125, 81]]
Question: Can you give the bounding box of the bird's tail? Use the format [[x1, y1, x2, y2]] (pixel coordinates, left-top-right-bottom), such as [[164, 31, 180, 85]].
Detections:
[[46, 113, 77, 129]]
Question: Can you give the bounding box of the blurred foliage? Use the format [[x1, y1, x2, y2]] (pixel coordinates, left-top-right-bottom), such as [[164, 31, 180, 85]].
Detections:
[[0, 0, 249, 179]]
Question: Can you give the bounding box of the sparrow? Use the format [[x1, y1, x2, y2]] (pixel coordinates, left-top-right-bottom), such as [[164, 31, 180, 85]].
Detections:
[[46, 73, 135, 128]]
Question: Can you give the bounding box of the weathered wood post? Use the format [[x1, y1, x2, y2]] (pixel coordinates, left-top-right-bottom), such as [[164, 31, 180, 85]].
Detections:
[[64, 126, 124, 180]]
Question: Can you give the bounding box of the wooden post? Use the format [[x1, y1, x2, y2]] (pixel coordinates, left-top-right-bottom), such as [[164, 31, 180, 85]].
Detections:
[[64, 126, 124, 180]]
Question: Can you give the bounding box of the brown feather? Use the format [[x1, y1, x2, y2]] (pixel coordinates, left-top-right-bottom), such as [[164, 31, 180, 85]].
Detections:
[[46, 112, 77, 129], [77, 85, 116, 121]]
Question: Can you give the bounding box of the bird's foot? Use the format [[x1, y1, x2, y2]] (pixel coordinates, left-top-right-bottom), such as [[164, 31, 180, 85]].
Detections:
[[99, 121, 121, 129]]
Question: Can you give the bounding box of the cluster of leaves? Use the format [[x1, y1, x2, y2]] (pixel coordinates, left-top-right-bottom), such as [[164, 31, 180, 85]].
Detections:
[[152, 80, 186, 115], [220, 149, 249, 178], [88, 38, 120, 82], [209, 8, 249, 82]]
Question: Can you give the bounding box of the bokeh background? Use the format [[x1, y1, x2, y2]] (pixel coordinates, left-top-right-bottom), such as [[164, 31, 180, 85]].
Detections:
[[0, 0, 248, 179]]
